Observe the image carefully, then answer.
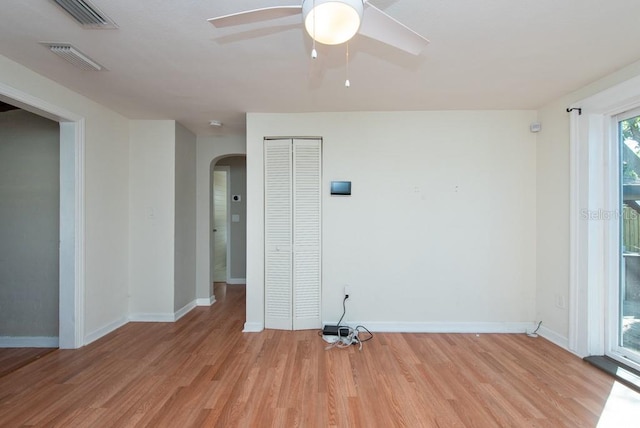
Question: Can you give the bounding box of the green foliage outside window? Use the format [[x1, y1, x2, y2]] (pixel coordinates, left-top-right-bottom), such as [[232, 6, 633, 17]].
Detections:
[[621, 115, 640, 252], [622, 116, 640, 184]]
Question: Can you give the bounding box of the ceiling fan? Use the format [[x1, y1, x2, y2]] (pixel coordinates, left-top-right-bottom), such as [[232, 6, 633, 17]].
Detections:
[[208, 0, 429, 56]]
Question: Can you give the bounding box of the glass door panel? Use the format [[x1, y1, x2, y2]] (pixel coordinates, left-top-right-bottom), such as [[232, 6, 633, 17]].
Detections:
[[619, 112, 640, 363]]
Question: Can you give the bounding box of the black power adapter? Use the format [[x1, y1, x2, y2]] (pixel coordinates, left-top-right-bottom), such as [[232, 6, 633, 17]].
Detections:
[[322, 325, 350, 337]]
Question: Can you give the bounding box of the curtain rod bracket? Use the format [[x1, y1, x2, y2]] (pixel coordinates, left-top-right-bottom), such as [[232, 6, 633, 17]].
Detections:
[[566, 107, 582, 115]]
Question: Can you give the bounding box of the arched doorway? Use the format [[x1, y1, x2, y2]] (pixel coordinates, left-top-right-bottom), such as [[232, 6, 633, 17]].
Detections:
[[210, 155, 247, 293]]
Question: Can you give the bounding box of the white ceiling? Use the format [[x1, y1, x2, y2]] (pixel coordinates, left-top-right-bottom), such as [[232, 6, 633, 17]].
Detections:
[[1, 0, 640, 136]]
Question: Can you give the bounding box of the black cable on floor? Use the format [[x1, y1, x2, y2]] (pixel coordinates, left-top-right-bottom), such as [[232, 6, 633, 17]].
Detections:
[[355, 325, 373, 342], [336, 295, 348, 327]]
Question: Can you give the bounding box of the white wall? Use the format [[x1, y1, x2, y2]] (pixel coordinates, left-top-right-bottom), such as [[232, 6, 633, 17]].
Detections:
[[215, 156, 247, 282], [246, 111, 537, 332], [195, 135, 246, 302], [174, 123, 197, 311], [0, 54, 130, 342], [129, 121, 176, 318], [8, 46, 640, 344], [0, 109, 59, 338], [536, 59, 640, 346]]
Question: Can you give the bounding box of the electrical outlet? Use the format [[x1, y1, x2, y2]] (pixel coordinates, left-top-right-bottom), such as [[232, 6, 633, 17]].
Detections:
[[344, 285, 351, 297]]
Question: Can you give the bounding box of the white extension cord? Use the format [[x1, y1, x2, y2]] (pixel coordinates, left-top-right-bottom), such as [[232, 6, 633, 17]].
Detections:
[[323, 326, 362, 351]]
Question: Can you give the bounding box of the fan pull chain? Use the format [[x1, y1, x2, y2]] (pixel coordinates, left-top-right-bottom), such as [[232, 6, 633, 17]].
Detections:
[[311, 0, 317, 59], [345, 43, 350, 88]]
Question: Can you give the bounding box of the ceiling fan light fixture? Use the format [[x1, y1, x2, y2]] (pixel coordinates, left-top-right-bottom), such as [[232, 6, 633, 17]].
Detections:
[[303, 0, 363, 45]]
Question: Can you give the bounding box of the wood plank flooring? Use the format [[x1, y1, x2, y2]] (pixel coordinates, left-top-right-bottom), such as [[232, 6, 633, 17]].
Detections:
[[0, 284, 638, 427], [0, 348, 55, 379]]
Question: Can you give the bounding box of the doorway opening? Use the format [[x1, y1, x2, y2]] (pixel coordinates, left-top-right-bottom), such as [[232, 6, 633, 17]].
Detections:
[[0, 83, 85, 349], [0, 103, 59, 344], [209, 155, 247, 299]]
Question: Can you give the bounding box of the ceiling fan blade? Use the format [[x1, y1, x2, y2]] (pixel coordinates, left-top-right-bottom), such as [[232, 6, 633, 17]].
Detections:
[[358, 3, 429, 55], [214, 24, 302, 45], [208, 6, 302, 28]]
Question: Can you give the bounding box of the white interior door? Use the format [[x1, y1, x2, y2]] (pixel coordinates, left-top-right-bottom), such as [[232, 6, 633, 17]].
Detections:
[[264, 138, 322, 330], [213, 168, 228, 283]]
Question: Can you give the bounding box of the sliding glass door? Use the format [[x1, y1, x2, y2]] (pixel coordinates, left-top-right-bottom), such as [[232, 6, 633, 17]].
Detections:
[[616, 109, 640, 367]]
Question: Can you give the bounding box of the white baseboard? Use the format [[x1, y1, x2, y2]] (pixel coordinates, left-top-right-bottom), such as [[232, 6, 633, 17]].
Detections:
[[130, 301, 197, 323], [325, 321, 532, 334], [129, 313, 175, 322], [196, 295, 216, 306], [0, 336, 59, 348], [227, 278, 246, 285], [538, 325, 569, 350], [174, 300, 196, 321], [85, 302, 198, 345], [243, 322, 263, 332], [84, 317, 128, 346]]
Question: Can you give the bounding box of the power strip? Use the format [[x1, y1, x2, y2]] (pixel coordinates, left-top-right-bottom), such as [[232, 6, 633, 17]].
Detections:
[[322, 325, 350, 337]]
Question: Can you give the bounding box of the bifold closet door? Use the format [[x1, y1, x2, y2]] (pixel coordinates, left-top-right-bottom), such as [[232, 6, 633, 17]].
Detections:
[[264, 138, 321, 330]]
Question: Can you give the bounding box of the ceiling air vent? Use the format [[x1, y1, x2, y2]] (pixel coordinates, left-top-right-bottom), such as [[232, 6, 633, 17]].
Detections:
[[52, 0, 118, 29], [42, 43, 105, 71]]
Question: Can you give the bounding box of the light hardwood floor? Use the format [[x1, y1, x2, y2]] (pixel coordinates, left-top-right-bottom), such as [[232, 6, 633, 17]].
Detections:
[[0, 348, 55, 379], [0, 284, 638, 427]]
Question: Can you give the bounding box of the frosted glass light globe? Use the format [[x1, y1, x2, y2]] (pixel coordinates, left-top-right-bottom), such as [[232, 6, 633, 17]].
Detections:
[[303, 0, 363, 45]]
